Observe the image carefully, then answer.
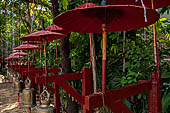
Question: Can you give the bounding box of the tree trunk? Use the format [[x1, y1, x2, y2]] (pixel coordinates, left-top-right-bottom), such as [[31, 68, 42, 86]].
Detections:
[[51, 0, 79, 112]]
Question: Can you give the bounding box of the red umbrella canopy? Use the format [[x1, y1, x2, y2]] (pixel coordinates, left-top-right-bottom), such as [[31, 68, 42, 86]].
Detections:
[[46, 24, 63, 31], [77, 2, 98, 8], [20, 30, 66, 42], [107, 0, 170, 9], [9, 52, 28, 56], [13, 44, 41, 50], [23, 41, 42, 45], [5, 56, 22, 61], [46, 24, 70, 35], [54, 5, 160, 33]]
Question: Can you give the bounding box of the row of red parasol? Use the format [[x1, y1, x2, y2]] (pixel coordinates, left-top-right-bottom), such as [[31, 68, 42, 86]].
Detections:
[[7, 0, 170, 94], [5, 2, 170, 112]]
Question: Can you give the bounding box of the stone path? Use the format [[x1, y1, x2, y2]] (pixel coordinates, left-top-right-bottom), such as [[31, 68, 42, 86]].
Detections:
[[0, 83, 36, 113]]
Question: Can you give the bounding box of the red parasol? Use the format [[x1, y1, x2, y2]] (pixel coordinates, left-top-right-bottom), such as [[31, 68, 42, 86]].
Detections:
[[13, 44, 41, 50], [54, 4, 160, 93], [23, 41, 42, 45], [46, 25, 69, 67], [23, 41, 43, 67], [13, 44, 41, 79], [46, 24, 63, 31], [9, 52, 28, 65], [54, 5, 159, 33], [20, 30, 66, 84], [77, 2, 98, 8], [20, 30, 66, 42], [107, 0, 170, 9], [5, 56, 22, 61], [46, 24, 70, 35], [9, 52, 28, 56]]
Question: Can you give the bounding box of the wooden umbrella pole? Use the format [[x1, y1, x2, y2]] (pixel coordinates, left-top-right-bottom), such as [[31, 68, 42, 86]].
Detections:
[[89, 33, 92, 68], [27, 50, 30, 77], [43, 40, 48, 86], [89, 33, 97, 93], [40, 43, 42, 68], [148, 1, 162, 113], [55, 40, 58, 68], [151, 0, 160, 79], [102, 24, 107, 93], [32, 50, 34, 64], [43, 41, 47, 76]]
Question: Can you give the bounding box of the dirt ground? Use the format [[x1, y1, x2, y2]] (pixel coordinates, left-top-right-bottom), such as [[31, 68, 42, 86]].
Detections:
[[0, 82, 36, 113]]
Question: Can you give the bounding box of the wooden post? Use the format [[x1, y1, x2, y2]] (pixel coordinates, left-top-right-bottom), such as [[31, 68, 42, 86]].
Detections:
[[82, 68, 93, 113], [148, 72, 162, 113], [102, 24, 107, 93], [54, 82, 60, 113]]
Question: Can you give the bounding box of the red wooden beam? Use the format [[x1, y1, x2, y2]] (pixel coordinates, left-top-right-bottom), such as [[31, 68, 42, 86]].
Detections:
[[85, 80, 151, 110], [52, 78, 84, 105], [35, 75, 84, 104], [36, 73, 83, 82], [107, 101, 133, 113], [48, 67, 62, 74]]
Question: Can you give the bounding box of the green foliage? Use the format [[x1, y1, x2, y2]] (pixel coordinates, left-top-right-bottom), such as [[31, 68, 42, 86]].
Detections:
[[1, 1, 170, 112], [162, 89, 170, 113], [61, 0, 69, 10]]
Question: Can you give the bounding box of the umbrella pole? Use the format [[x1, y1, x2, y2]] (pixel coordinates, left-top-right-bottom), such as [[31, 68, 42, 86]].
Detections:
[[32, 50, 35, 65], [39, 43, 43, 104], [151, 0, 160, 78], [27, 50, 30, 77], [43, 41, 48, 84], [102, 24, 107, 93], [40, 43, 42, 68], [153, 24, 160, 75], [55, 40, 58, 68], [89, 33, 97, 93], [148, 1, 162, 113]]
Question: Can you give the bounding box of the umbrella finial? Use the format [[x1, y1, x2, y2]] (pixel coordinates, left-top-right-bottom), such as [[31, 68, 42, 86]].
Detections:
[[101, 0, 107, 6]]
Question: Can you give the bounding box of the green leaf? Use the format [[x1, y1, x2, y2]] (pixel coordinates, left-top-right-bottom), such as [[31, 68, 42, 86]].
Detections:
[[61, 0, 69, 10], [162, 72, 170, 78]]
